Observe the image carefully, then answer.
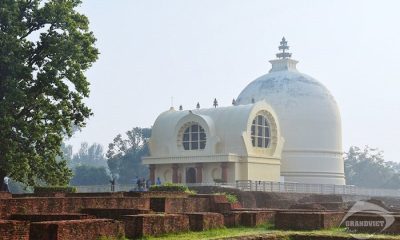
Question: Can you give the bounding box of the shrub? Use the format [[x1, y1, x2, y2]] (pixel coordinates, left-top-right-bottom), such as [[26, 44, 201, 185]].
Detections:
[[149, 182, 196, 194], [225, 193, 238, 203], [214, 192, 238, 203], [34, 186, 77, 194]]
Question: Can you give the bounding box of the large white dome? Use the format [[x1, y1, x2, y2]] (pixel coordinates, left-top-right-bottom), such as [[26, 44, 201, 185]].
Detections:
[[236, 46, 345, 185]]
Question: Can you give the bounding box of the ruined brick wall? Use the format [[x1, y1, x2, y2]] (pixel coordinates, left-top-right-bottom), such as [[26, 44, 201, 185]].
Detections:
[[186, 212, 224, 231], [0, 220, 30, 240], [0, 197, 149, 219], [9, 214, 93, 222], [0, 192, 12, 199], [275, 211, 344, 230], [150, 197, 210, 213], [190, 186, 360, 209], [124, 191, 189, 198], [80, 208, 150, 220], [29, 219, 124, 240], [121, 214, 189, 238], [240, 211, 275, 227]]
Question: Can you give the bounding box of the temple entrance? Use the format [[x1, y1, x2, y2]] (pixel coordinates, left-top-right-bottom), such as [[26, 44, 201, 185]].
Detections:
[[186, 167, 196, 183]]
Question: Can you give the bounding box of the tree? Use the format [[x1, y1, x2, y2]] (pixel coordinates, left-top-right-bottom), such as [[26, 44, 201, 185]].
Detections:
[[71, 142, 106, 167], [344, 146, 400, 188], [107, 127, 151, 183], [61, 142, 73, 165], [70, 165, 109, 186], [0, 0, 99, 187]]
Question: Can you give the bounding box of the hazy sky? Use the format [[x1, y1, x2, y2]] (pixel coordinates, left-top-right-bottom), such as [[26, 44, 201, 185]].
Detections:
[[69, 0, 400, 163]]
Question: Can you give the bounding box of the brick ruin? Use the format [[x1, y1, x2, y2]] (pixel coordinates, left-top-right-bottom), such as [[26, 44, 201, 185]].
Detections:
[[1, 188, 400, 239]]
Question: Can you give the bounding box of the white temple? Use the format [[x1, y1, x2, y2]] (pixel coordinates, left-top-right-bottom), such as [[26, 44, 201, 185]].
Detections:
[[143, 38, 346, 185]]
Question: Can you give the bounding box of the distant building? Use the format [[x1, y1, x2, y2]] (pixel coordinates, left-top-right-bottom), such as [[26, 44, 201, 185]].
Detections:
[[143, 38, 345, 185]]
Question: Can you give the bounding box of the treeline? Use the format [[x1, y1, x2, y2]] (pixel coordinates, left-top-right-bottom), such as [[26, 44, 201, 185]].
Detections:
[[64, 127, 151, 186], [344, 146, 400, 188], [64, 128, 400, 189]]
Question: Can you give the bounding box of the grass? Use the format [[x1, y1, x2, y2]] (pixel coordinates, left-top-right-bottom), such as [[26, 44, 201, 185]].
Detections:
[[137, 224, 400, 240], [139, 225, 268, 240], [213, 192, 238, 204]]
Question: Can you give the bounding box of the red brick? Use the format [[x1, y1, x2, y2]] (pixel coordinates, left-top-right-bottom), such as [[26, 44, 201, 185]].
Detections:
[[150, 197, 210, 213], [0, 197, 150, 219], [81, 208, 150, 219], [0, 192, 12, 199], [275, 211, 345, 230], [240, 211, 275, 227], [121, 214, 189, 238], [9, 213, 93, 222], [124, 191, 189, 198], [223, 212, 243, 227], [29, 219, 124, 240], [186, 212, 224, 231], [0, 220, 30, 240]]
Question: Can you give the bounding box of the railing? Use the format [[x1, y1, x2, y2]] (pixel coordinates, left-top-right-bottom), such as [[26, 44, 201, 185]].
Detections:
[[73, 180, 400, 197], [74, 184, 135, 193], [233, 180, 400, 197]]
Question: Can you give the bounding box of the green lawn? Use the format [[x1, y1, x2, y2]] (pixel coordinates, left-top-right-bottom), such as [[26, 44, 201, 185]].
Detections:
[[140, 225, 269, 240], [138, 225, 400, 240]]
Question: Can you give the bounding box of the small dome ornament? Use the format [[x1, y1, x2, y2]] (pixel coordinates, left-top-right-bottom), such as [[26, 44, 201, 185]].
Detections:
[[196, 102, 200, 109], [213, 98, 218, 108], [179, 105, 183, 111], [276, 37, 292, 59]]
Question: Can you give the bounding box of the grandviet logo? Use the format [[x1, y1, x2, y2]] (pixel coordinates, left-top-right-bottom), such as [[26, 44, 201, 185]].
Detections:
[[340, 201, 395, 239]]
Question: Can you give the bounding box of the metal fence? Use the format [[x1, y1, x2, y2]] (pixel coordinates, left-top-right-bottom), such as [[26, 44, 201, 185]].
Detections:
[[73, 180, 400, 197], [74, 184, 134, 193], [233, 180, 400, 197]]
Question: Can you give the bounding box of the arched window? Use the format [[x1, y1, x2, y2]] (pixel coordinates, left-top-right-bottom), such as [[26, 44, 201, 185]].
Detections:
[[182, 124, 206, 150], [251, 115, 270, 148]]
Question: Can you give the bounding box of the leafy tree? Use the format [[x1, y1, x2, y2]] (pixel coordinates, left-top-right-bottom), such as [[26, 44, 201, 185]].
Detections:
[[70, 165, 109, 186], [61, 142, 73, 165], [107, 127, 151, 183], [344, 146, 400, 188], [71, 142, 106, 167], [0, 0, 99, 187]]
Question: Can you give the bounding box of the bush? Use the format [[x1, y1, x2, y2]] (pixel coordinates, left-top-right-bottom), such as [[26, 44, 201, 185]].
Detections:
[[34, 186, 77, 194], [214, 192, 238, 203], [225, 193, 238, 204], [149, 182, 196, 194]]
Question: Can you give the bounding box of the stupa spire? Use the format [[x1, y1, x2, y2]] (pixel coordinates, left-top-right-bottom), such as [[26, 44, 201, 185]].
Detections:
[[276, 37, 292, 59], [269, 37, 298, 72]]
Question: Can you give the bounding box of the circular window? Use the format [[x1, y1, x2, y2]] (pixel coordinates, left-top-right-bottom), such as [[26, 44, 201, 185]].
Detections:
[[182, 124, 206, 150], [251, 115, 270, 148]]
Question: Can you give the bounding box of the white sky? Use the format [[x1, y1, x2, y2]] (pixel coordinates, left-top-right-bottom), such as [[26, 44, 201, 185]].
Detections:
[[68, 0, 400, 163]]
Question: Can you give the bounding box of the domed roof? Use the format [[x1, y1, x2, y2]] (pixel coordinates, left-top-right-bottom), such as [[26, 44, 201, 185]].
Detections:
[[237, 69, 337, 108], [237, 38, 345, 185]]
